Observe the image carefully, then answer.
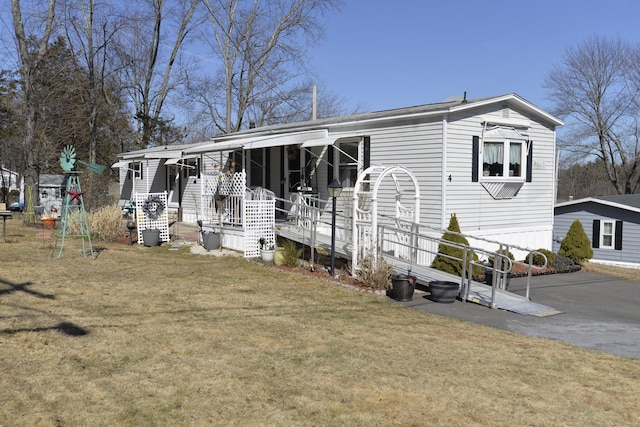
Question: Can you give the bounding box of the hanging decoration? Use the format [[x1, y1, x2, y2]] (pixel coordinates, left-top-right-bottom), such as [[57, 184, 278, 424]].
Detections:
[[141, 194, 165, 220]]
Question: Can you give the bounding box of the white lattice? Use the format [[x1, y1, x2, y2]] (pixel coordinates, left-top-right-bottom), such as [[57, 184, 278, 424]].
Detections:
[[201, 171, 246, 226], [135, 192, 170, 244], [244, 199, 275, 258]]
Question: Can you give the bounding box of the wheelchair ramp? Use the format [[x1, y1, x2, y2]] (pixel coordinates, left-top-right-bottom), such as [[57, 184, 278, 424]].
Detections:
[[389, 260, 561, 316]]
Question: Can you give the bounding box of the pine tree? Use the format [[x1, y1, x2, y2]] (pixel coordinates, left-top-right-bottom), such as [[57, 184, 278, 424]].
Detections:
[[431, 214, 480, 277], [559, 220, 593, 265]]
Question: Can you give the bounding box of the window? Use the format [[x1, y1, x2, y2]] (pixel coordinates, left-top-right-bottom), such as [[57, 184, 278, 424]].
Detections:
[[592, 219, 623, 250], [338, 141, 359, 187], [602, 221, 614, 248], [482, 137, 525, 178], [184, 158, 198, 178], [131, 162, 143, 180]]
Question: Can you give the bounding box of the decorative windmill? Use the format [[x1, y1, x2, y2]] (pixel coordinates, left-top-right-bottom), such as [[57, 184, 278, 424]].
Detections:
[[51, 145, 106, 259]]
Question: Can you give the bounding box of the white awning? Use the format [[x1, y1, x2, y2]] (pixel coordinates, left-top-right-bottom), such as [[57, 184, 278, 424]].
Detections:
[[164, 156, 197, 166], [242, 130, 328, 150], [301, 137, 335, 148], [183, 140, 244, 154], [143, 151, 183, 159], [111, 161, 129, 168], [301, 135, 363, 148], [483, 126, 528, 141]]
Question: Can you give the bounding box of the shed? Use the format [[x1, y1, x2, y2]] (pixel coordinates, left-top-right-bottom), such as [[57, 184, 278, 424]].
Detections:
[[38, 174, 67, 218], [554, 195, 640, 268]]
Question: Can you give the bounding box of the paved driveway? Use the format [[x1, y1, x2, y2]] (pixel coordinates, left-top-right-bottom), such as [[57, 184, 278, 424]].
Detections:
[[398, 271, 640, 359]]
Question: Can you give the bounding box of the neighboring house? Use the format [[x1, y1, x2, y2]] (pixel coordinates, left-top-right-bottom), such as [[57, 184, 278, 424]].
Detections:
[[114, 93, 563, 258], [38, 174, 67, 218], [554, 195, 640, 268], [1, 167, 22, 208]]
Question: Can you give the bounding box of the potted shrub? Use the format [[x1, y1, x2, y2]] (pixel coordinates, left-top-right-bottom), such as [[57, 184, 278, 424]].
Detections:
[[259, 237, 276, 263]]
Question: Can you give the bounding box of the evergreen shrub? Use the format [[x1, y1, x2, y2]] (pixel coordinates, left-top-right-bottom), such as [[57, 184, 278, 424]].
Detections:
[[431, 214, 481, 277], [559, 220, 593, 265]]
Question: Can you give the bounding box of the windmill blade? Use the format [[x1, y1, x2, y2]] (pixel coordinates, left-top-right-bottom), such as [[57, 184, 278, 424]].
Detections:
[[78, 159, 107, 175]]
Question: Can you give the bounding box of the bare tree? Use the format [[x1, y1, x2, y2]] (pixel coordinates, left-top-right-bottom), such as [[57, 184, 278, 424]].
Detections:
[[10, 0, 57, 191], [546, 36, 640, 194], [198, 0, 341, 134], [115, 0, 200, 148]]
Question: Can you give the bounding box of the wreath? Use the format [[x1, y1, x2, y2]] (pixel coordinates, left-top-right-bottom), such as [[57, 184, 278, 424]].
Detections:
[[141, 195, 165, 220]]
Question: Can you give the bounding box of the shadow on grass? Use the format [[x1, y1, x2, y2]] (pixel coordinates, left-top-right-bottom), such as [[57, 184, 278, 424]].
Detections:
[[0, 277, 55, 299], [1, 321, 88, 336]]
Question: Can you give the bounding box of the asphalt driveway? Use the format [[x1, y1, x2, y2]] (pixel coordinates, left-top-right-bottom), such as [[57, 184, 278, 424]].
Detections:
[[397, 271, 640, 359]]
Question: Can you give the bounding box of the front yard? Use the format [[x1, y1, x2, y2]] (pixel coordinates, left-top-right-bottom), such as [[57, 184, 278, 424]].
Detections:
[[0, 224, 639, 426]]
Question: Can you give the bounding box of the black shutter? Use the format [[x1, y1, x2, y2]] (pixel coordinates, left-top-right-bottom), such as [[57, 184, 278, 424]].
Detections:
[[615, 220, 623, 250], [592, 220, 600, 248], [526, 140, 533, 182], [472, 136, 479, 182], [328, 145, 334, 184], [196, 157, 201, 179], [265, 149, 271, 188], [363, 136, 371, 170]]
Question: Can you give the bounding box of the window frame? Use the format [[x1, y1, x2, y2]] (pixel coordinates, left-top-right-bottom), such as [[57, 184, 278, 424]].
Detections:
[[600, 220, 615, 249], [131, 162, 143, 180], [481, 138, 526, 180], [337, 140, 359, 188]]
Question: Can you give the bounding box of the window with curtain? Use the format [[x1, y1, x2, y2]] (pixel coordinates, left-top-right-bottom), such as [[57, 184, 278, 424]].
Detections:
[[482, 140, 524, 178]]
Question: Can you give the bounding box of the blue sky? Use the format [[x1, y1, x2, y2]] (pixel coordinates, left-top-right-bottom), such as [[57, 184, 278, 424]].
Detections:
[[308, 0, 640, 114]]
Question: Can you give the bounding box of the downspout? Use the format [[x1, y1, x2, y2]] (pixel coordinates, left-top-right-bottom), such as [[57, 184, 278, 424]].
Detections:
[[146, 159, 150, 193], [441, 115, 448, 229]]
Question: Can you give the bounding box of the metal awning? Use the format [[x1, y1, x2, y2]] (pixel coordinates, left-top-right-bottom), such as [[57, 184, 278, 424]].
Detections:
[[164, 155, 198, 166], [301, 137, 335, 148], [111, 161, 129, 169], [183, 140, 244, 154], [483, 126, 528, 141], [242, 130, 328, 150]]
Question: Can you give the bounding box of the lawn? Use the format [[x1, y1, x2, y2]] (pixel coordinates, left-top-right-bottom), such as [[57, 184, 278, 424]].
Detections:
[[1, 223, 639, 426]]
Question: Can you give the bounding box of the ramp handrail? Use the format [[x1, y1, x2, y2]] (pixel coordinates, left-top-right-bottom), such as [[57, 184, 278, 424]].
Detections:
[[377, 218, 548, 303]]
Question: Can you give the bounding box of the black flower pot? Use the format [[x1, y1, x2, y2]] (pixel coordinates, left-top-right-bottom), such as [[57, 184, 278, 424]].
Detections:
[[428, 281, 459, 303], [389, 274, 416, 301], [484, 270, 511, 290]]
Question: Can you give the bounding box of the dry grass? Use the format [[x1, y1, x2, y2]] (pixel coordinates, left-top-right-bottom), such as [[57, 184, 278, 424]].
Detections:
[[583, 261, 640, 281], [1, 223, 639, 426]]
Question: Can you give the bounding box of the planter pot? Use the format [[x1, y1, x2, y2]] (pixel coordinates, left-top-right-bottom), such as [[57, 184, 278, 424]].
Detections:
[[261, 249, 275, 263], [484, 270, 511, 290], [142, 229, 161, 247], [389, 274, 416, 301], [42, 218, 56, 229], [428, 281, 459, 303], [201, 231, 220, 250]]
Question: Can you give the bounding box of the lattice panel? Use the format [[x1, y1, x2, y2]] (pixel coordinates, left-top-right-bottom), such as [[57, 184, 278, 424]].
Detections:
[[135, 192, 170, 244], [201, 171, 246, 224], [244, 199, 275, 258]]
